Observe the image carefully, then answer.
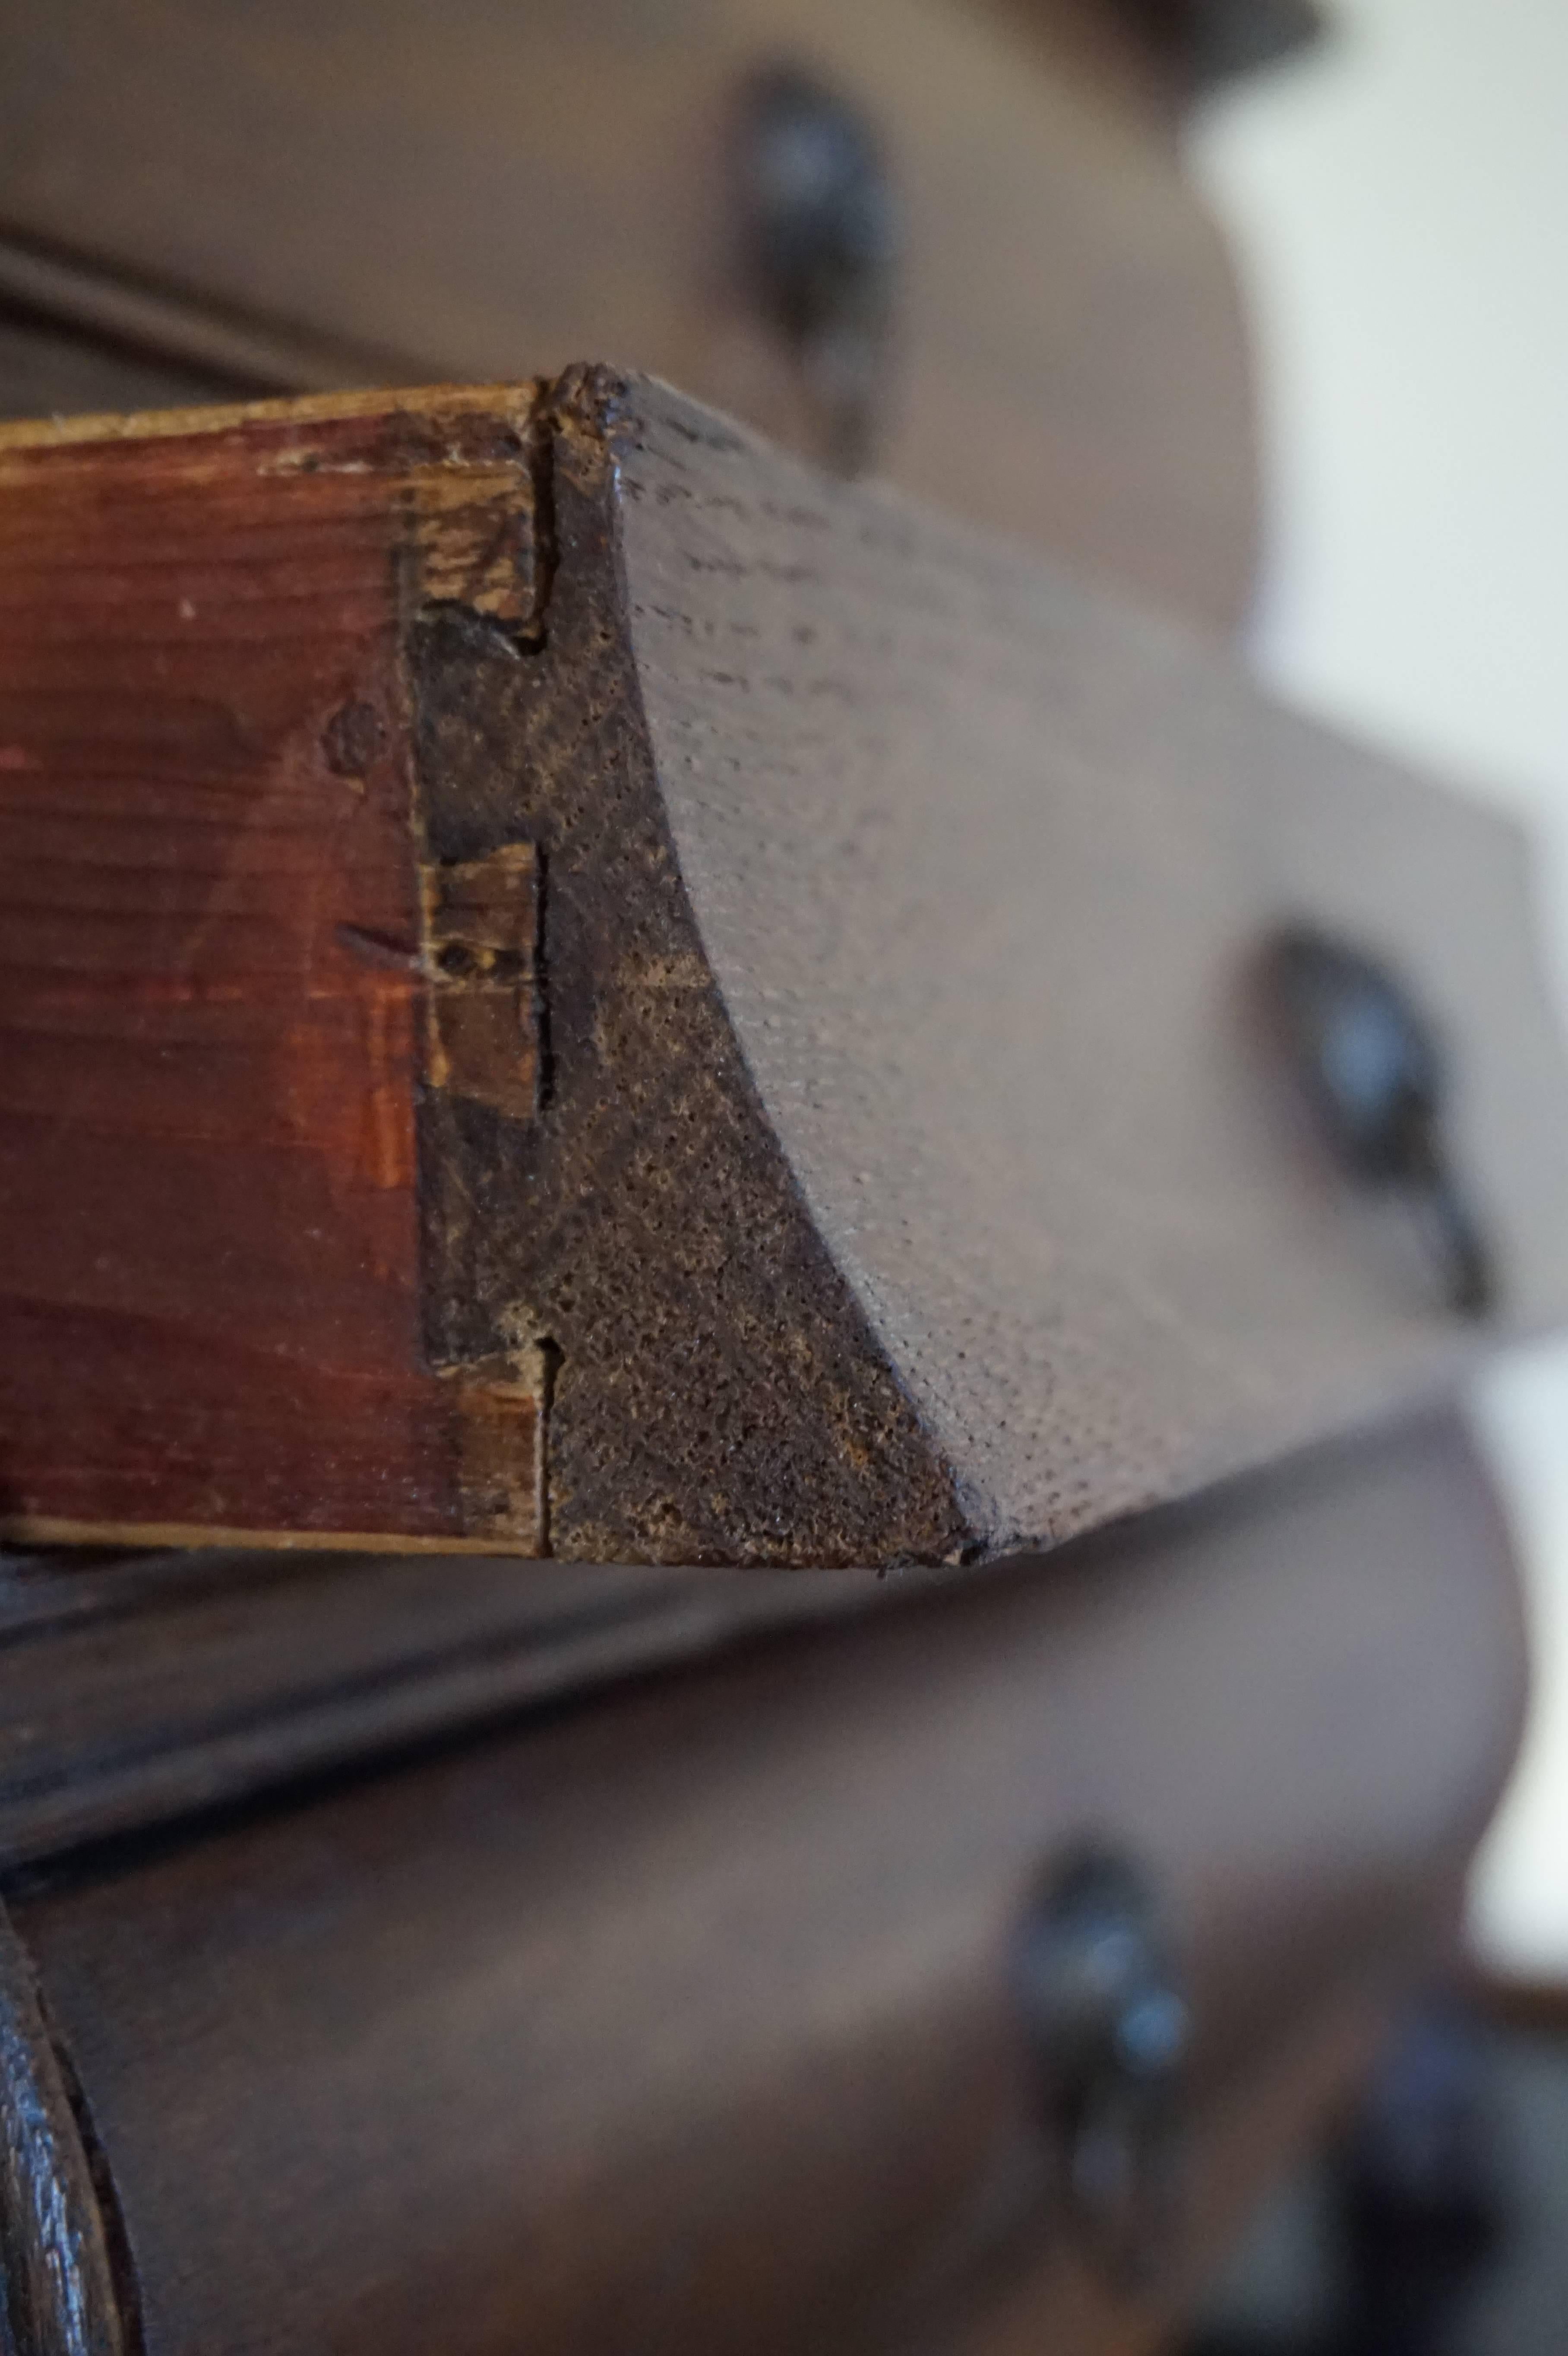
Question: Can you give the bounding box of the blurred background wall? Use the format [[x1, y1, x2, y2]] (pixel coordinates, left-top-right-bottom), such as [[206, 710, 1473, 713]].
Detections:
[[1188, 0, 1568, 1983]]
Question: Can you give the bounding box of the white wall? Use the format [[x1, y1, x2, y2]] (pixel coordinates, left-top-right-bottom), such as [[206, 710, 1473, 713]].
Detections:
[[1188, 0, 1568, 1980]]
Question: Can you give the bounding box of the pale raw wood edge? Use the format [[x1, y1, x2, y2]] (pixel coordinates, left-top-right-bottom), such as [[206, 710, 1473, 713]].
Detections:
[[0, 376, 547, 453], [0, 1516, 543, 1558]]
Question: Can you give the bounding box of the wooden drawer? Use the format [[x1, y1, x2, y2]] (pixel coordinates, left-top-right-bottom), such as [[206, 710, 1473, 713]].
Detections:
[[3, 371, 1565, 1561], [0, 0, 1263, 630], [0, 1408, 1522, 2356]]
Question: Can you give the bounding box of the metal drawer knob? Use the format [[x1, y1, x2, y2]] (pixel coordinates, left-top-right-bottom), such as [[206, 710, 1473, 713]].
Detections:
[[1262, 925, 1495, 1318], [1014, 1848, 1190, 2283], [737, 63, 901, 476]]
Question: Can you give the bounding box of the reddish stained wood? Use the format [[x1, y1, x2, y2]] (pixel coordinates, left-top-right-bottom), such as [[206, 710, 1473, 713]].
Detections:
[[0, 391, 544, 1547], [4, 373, 1568, 1568]]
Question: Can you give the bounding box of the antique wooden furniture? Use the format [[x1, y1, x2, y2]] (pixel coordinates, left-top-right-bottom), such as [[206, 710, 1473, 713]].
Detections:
[[4, 372, 1567, 1563], [0, 369, 1561, 2356], [0, 5, 1560, 2353], [0, 1413, 1524, 2356], [0, 0, 1270, 632]]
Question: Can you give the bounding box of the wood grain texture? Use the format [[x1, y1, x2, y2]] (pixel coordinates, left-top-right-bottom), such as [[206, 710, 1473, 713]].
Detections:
[[3, 370, 1568, 1562], [0, 1904, 125, 2356], [429, 367, 1568, 1563], [0, 385, 547, 1549], [605, 370, 1568, 1556], [1, 1411, 1526, 2356], [0, 0, 1260, 630]]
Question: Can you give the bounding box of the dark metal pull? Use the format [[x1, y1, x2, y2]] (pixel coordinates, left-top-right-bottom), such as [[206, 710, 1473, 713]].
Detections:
[[1261, 925, 1495, 1319], [1014, 1847, 1190, 2285], [737, 63, 901, 477]]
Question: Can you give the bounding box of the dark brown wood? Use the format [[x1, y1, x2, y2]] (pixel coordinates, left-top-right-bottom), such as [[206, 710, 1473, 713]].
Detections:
[[0, 300, 244, 428], [945, 1989, 1385, 2356], [0, 1546, 958, 1871], [0, 0, 1260, 630], [0, 1409, 1526, 2356], [0, 1906, 123, 2356], [3, 370, 1568, 1562], [1464, 1967, 1568, 2037], [1111, 0, 1328, 89]]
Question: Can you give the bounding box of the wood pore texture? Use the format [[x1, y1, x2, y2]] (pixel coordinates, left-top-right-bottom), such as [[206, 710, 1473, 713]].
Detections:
[[0, 0, 1259, 632], [3, 370, 1568, 1564]]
